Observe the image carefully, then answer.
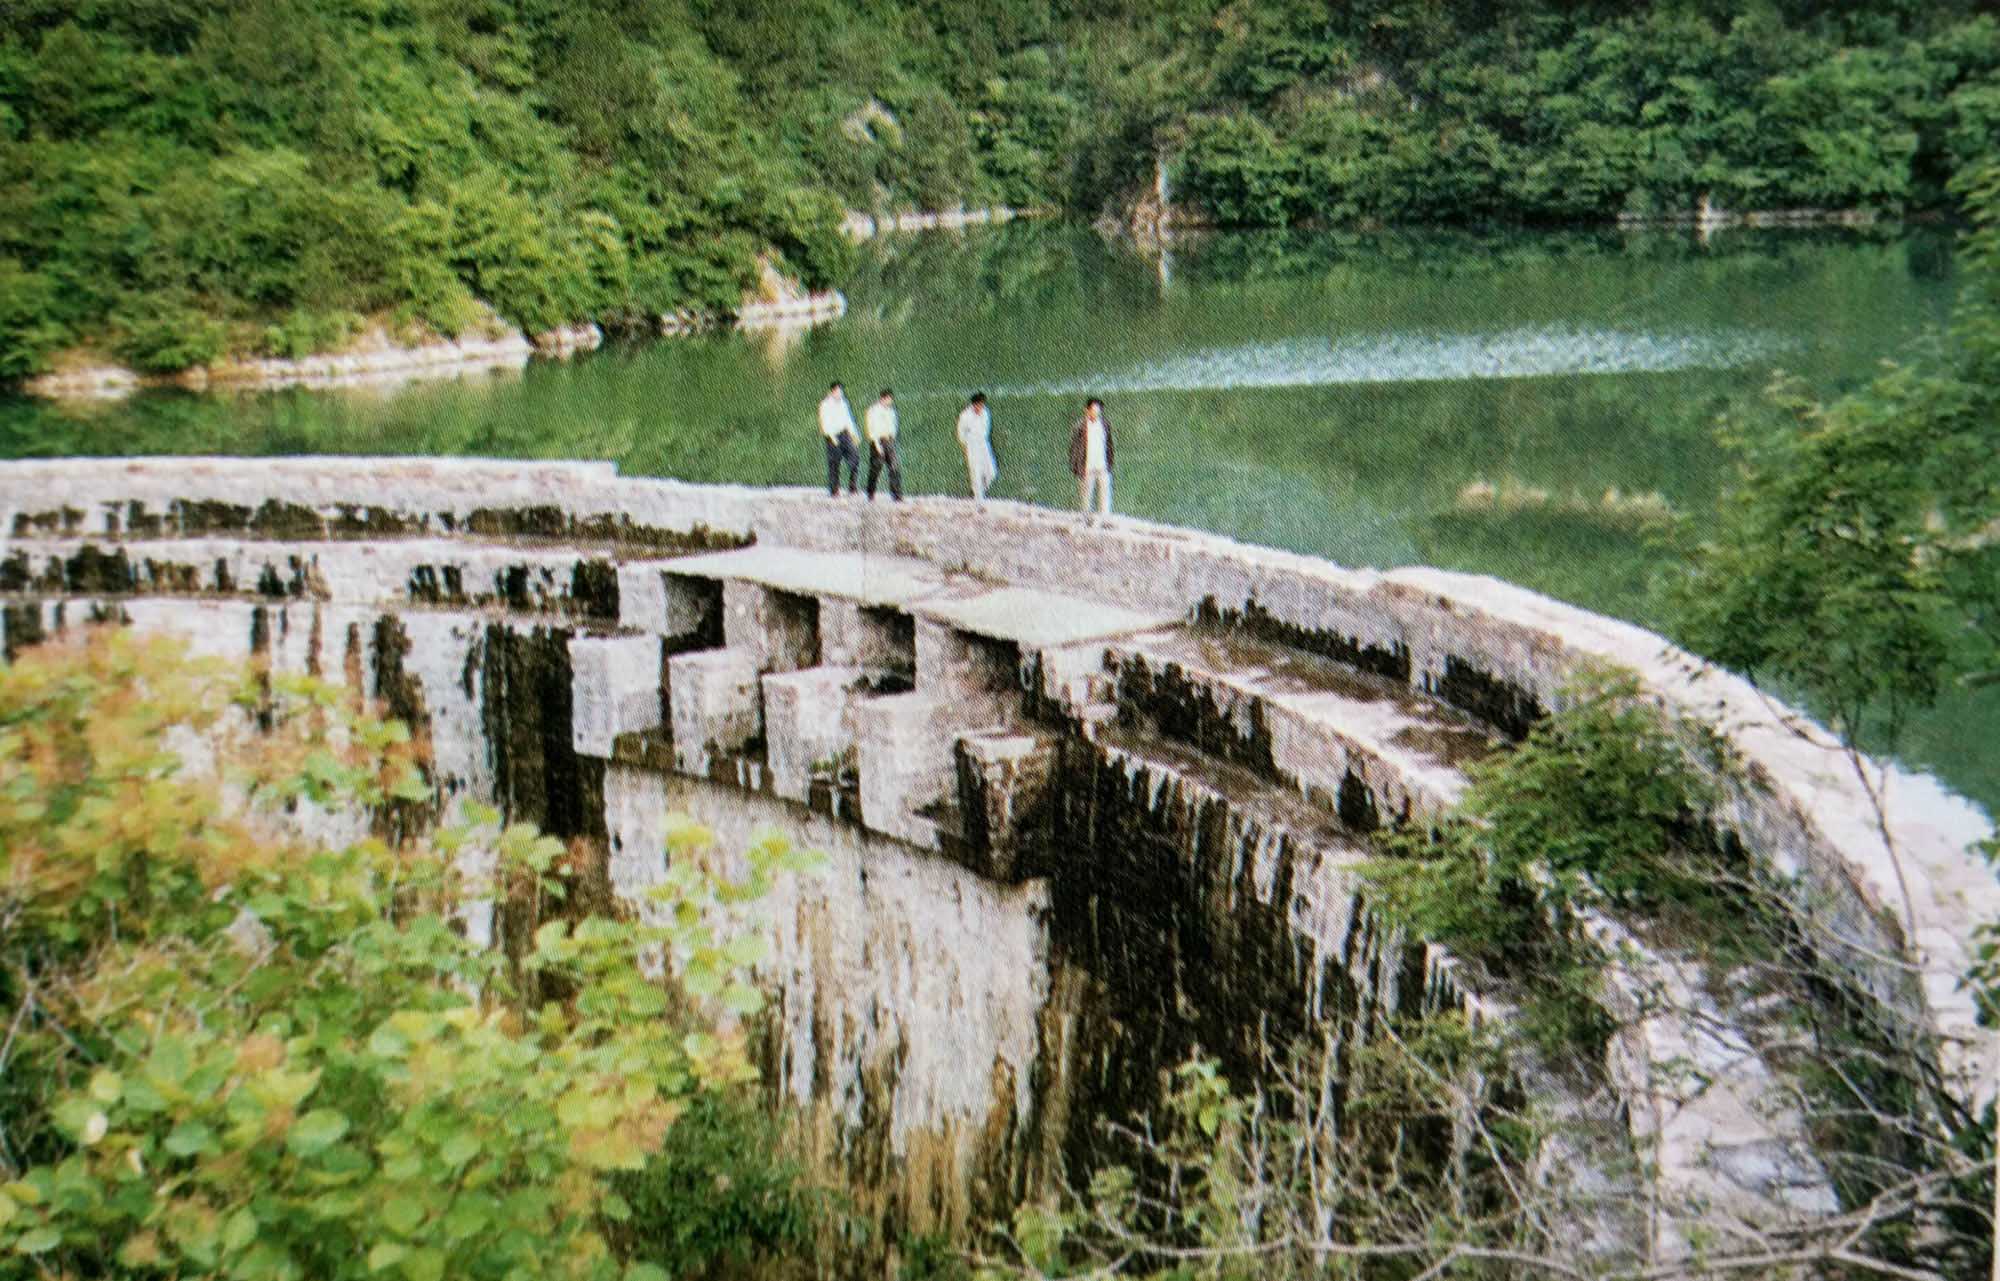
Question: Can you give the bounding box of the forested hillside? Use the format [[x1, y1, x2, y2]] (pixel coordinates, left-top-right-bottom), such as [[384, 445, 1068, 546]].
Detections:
[[4, 0, 1998, 381]]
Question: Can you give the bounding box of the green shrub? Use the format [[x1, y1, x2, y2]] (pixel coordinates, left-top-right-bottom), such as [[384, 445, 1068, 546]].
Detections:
[[0, 628, 828, 1280], [110, 288, 227, 372], [607, 1095, 825, 1277], [258, 307, 365, 359], [0, 260, 69, 378]]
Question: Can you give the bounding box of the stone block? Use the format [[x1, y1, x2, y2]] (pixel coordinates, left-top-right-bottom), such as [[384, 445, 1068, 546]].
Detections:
[[724, 579, 820, 672], [763, 665, 862, 803], [617, 563, 668, 632], [952, 730, 1057, 881], [569, 633, 664, 758], [668, 647, 761, 776], [914, 617, 1017, 722], [820, 598, 916, 676], [853, 692, 961, 847], [1034, 640, 1115, 713]]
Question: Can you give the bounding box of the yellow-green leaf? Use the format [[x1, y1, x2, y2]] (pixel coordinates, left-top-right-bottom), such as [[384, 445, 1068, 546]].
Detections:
[[223, 1207, 257, 1253], [15, 1227, 60, 1255], [401, 1245, 446, 1281], [287, 1108, 349, 1157]]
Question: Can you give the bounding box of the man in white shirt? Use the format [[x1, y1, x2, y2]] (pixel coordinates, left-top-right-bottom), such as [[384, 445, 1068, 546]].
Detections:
[[955, 392, 997, 502], [818, 382, 860, 496], [864, 388, 903, 502], [1068, 397, 1112, 521]]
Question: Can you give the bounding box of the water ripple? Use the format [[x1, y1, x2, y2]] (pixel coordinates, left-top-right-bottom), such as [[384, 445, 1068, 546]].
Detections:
[[992, 326, 1795, 397]]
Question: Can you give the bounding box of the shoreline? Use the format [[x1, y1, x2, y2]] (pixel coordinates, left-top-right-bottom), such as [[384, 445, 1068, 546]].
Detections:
[[841, 205, 1028, 238], [5, 201, 1908, 404], [15, 289, 847, 405]]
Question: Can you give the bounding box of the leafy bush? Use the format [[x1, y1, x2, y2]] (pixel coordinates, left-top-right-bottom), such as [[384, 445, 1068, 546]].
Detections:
[[259, 308, 365, 360], [110, 288, 228, 372], [606, 1095, 825, 1277], [1363, 667, 1723, 1056], [0, 628, 826, 1280]]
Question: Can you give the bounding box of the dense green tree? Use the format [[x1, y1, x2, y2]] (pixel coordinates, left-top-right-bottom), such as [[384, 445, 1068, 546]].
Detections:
[[5, 0, 1999, 378]]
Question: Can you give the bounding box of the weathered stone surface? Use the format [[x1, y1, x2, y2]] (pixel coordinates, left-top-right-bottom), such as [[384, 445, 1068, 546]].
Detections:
[[668, 543, 945, 608], [8, 455, 1996, 1269], [853, 692, 965, 847], [819, 598, 915, 676], [762, 665, 862, 803], [569, 633, 664, 759], [913, 585, 1179, 649], [723, 579, 820, 674], [953, 730, 1056, 881], [668, 647, 762, 776], [602, 765, 1050, 1241]]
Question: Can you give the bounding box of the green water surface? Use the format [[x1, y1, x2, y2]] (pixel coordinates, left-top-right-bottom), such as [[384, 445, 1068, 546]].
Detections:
[[3, 222, 1989, 812]]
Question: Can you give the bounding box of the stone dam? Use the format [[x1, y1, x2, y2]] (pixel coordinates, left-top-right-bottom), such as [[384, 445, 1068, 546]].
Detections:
[[1, 457, 1994, 1265]]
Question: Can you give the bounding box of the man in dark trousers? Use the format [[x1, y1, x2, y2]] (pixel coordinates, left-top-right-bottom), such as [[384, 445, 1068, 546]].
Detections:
[[1069, 397, 1113, 522], [865, 388, 903, 501], [818, 382, 860, 496]]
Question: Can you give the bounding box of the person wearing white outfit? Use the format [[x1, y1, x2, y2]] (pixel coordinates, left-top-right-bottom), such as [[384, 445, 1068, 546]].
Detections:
[[1069, 397, 1112, 521], [818, 382, 860, 496], [956, 392, 998, 501], [864, 388, 903, 502]]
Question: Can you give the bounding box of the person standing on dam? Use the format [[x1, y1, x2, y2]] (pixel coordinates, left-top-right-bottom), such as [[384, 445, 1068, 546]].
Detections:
[[865, 388, 903, 502], [1070, 397, 1113, 521], [956, 391, 997, 502], [818, 382, 861, 497]]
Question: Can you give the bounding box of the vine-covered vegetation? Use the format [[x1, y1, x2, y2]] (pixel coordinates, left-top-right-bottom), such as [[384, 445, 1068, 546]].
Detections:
[[6, 1, 2000, 380]]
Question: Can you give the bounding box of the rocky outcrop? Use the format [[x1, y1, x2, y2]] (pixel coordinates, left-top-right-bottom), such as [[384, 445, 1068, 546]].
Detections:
[[841, 206, 1022, 238], [21, 321, 538, 402]]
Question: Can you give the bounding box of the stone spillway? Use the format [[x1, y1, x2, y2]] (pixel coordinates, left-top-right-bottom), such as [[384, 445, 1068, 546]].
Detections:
[[2, 456, 1992, 1261]]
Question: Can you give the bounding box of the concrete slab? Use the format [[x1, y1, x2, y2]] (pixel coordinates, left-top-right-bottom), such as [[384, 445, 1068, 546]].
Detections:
[[911, 587, 1180, 649], [665, 545, 947, 608]]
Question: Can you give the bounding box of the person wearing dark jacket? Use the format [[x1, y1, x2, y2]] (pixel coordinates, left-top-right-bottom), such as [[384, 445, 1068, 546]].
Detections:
[[1069, 397, 1112, 521]]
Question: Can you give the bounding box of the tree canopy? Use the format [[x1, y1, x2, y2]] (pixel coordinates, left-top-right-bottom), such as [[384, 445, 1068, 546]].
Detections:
[[5, 1, 2000, 379]]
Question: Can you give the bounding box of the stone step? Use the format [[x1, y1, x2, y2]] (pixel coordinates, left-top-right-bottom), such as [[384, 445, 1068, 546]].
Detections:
[[1102, 626, 1499, 830], [1074, 701, 1120, 741]]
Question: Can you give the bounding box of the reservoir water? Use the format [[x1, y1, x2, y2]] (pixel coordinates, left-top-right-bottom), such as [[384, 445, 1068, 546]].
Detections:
[[2, 221, 1989, 811]]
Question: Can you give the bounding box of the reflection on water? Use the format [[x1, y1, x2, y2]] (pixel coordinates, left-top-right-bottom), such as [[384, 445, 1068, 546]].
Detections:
[[1, 220, 1989, 810], [996, 326, 1796, 397]]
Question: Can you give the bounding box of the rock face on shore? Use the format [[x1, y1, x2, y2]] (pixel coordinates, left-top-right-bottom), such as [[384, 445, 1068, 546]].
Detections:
[[14, 258, 847, 402], [20, 319, 545, 402]]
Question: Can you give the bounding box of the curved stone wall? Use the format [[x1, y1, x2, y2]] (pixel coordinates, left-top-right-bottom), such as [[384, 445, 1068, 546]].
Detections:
[[2, 456, 1992, 1260]]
